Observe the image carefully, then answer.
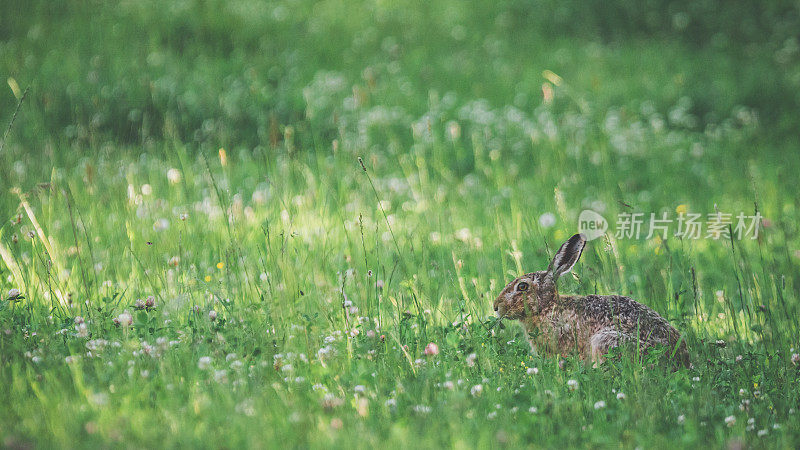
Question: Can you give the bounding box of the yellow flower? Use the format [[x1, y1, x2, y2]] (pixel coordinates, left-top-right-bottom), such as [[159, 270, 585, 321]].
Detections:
[[204, 275, 212, 282], [676, 204, 688, 215], [218, 148, 227, 167], [216, 262, 224, 269]]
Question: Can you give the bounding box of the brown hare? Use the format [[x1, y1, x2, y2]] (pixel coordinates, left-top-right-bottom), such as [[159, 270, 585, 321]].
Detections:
[[494, 233, 690, 367]]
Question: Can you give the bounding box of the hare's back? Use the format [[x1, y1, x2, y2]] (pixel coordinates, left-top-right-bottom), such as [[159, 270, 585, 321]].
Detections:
[[578, 295, 680, 344]]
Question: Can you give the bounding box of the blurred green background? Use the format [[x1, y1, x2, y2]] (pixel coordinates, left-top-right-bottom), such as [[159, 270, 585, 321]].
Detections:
[[2, 0, 799, 151]]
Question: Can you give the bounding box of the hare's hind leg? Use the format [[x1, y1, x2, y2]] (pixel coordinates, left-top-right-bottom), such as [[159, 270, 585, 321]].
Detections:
[[589, 328, 627, 367]]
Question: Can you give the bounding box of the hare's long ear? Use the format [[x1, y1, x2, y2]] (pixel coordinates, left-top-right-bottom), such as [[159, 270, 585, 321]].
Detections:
[[547, 234, 586, 279]]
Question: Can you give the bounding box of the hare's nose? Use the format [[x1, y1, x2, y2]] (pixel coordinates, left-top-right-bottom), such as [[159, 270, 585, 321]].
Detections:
[[493, 305, 498, 312]]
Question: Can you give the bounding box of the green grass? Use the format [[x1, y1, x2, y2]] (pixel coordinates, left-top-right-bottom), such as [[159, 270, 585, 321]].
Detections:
[[1, 0, 800, 448]]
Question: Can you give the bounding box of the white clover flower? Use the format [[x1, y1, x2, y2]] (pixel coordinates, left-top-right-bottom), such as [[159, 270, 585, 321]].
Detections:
[[252, 189, 268, 205], [466, 353, 477, 367], [454, 228, 471, 242], [725, 415, 736, 427], [75, 323, 89, 338], [528, 406, 538, 414], [413, 405, 432, 414], [616, 392, 626, 400], [526, 367, 539, 375], [317, 345, 334, 359], [567, 379, 579, 391], [594, 401, 606, 410], [167, 168, 182, 184], [208, 310, 218, 321], [539, 212, 557, 228], [470, 384, 483, 397], [677, 414, 686, 424], [354, 385, 366, 394], [198, 356, 212, 370], [152, 218, 169, 232], [214, 370, 228, 383], [385, 398, 397, 407], [90, 393, 108, 406], [487, 411, 497, 420], [116, 311, 132, 327], [757, 429, 768, 437], [791, 353, 800, 366], [740, 399, 751, 411], [235, 399, 256, 417], [443, 380, 454, 390], [7, 288, 21, 300]]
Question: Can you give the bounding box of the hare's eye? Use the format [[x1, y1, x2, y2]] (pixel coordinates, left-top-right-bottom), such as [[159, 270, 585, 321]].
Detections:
[[517, 281, 529, 291]]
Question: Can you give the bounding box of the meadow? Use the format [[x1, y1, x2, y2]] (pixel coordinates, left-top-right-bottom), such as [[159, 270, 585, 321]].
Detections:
[[1, 0, 800, 447]]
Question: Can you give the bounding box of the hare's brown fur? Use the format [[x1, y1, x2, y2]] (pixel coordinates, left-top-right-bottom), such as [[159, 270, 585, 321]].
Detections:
[[494, 235, 689, 367]]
